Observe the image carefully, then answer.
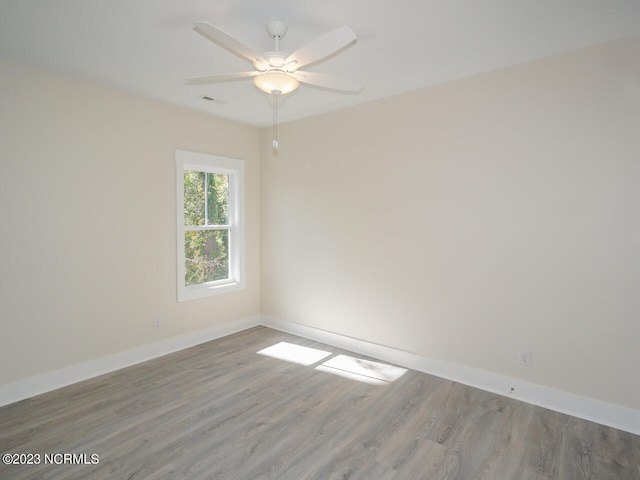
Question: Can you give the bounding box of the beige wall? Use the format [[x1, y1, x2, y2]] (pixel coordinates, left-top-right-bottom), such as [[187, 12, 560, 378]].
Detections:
[[261, 36, 640, 410], [2, 35, 639, 412], [0, 61, 261, 384]]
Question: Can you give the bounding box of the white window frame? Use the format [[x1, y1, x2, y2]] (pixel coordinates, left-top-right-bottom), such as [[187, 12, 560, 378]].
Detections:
[[176, 149, 245, 301]]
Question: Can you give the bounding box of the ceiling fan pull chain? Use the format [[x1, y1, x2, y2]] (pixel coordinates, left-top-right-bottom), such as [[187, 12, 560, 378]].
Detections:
[[272, 91, 280, 149]]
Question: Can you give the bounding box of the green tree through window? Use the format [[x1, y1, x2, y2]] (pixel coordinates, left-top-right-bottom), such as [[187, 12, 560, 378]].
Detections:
[[184, 171, 230, 286]]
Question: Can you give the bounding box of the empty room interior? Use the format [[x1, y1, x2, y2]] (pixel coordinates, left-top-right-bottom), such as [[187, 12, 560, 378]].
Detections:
[[1, 1, 639, 479]]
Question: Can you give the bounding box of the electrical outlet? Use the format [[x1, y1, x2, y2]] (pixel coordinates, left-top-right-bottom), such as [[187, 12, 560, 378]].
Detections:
[[153, 318, 162, 331], [519, 350, 532, 367], [296, 303, 305, 315]]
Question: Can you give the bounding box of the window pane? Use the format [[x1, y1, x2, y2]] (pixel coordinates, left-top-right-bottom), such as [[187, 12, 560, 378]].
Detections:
[[207, 174, 229, 225], [184, 230, 229, 286], [184, 170, 205, 226], [184, 171, 229, 226]]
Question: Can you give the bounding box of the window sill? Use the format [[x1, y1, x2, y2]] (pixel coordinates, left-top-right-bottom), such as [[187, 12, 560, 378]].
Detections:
[[178, 280, 245, 302]]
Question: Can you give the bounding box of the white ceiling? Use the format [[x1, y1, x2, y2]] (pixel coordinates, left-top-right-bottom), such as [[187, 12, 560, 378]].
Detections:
[[2, 0, 640, 127]]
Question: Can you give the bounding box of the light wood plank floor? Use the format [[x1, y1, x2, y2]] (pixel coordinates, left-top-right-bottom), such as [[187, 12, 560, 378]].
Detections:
[[1, 326, 638, 479]]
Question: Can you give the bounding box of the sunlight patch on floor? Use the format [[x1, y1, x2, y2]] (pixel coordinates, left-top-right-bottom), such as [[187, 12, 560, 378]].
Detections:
[[257, 342, 332, 366], [315, 354, 408, 385], [257, 341, 408, 385]]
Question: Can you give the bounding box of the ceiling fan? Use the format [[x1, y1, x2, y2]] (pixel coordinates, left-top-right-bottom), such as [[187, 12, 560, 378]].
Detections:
[[185, 20, 363, 96]]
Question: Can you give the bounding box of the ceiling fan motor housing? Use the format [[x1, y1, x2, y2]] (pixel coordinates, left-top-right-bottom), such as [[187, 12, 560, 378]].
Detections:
[[256, 52, 289, 69]]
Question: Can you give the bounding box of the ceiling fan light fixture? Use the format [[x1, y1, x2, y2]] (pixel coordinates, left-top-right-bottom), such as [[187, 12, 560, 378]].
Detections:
[[253, 71, 299, 95]]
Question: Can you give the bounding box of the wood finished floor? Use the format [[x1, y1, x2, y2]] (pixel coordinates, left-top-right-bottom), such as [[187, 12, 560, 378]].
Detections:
[[1, 326, 638, 480]]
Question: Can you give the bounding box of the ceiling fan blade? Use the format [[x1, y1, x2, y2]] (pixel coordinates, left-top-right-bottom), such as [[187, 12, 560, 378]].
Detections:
[[285, 26, 357, 71], [292, 71, 363, 93], [194, 22, 269, 69], [185, 71, 261, 85]]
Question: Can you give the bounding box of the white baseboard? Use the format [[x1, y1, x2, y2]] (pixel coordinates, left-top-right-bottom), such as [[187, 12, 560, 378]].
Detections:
[[261, 316, 640, 436], [2, 315, 637, 436], [0, 316, 261, 408]]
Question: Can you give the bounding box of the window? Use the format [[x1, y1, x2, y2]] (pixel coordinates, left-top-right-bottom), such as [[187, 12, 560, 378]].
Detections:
[[176, 150, 245, 301]]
